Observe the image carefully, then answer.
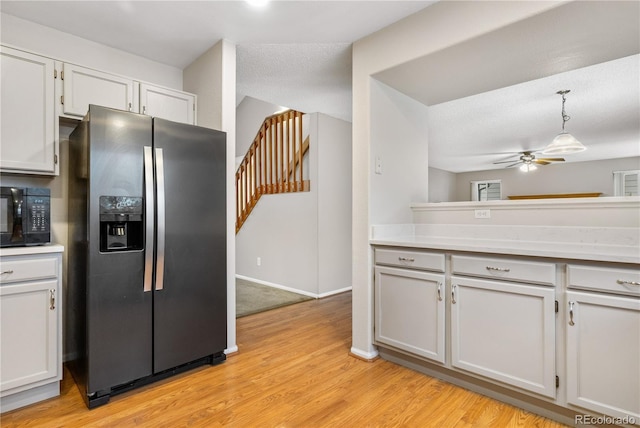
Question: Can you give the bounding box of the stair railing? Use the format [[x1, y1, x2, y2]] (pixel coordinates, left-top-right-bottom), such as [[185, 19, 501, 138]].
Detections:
[[236, 109, 310, 232]]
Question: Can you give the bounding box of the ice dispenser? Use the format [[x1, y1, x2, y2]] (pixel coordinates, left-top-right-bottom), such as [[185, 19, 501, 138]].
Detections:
[[99, 196, 143, 252]]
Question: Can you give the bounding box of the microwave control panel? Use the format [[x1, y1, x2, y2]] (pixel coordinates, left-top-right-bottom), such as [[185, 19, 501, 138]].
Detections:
[[27, 195, 50, 232]]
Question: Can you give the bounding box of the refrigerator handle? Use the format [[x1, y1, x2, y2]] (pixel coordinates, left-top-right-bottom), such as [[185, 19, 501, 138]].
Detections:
[[155, 148, 166, 291], [143, 146, 154, 293]]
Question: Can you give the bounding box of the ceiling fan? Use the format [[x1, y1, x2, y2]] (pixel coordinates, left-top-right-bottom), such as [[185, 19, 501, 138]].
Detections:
[[493, 151, 565, 172]]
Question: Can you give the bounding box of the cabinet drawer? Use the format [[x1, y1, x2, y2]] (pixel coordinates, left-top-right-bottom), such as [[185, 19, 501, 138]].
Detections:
[[451, 255, 555, 286], [375, 248, 444, 272], [0, 256, 58, 284], [568, 265, 640, 297]]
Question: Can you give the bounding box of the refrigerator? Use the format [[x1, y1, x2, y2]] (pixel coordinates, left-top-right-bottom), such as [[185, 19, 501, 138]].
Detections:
[[67, 105, 227, 409]]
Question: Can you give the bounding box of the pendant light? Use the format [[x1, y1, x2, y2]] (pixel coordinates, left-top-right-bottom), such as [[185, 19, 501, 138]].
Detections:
[[542, 90, 586, 155]]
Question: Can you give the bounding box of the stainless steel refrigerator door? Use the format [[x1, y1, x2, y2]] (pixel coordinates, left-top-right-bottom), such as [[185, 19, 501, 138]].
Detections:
[[152, 118, 227, 373], [86, 106, 154, 393]]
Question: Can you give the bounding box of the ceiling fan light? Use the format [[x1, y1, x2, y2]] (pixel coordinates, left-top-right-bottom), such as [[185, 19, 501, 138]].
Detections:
[[542, 132, 587, 155], [520, 163, 537, 172]]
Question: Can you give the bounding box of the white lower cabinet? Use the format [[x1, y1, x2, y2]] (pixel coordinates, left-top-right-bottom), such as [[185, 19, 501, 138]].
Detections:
[[375, 266, 445, 363], [0, 249, 63, 413], [450, 277, 556, 398], [565, 290, 640, 421]]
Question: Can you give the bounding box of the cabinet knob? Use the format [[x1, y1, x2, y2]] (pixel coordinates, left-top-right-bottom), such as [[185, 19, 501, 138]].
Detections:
[[1, 270, 14, 275], [50, 289, 56, 310], [452, 284, 457, 304]]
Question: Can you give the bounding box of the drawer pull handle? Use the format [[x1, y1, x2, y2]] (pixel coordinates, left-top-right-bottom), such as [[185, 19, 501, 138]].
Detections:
[[49, 289, 56, 310], [452, 284, 457, 304], [568, 301, 575, 326], [617, 279, 640, 286], [398, 257, 415, 262], [437, 282, 443, 301], [1, 270, 14, 275], [486, 266, 510, 272]]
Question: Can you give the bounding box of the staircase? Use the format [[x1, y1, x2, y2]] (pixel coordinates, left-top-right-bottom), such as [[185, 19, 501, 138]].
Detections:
[[236, 109, 310, 233]]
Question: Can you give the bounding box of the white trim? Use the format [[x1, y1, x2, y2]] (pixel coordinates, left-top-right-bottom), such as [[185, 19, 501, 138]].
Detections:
[[318, 287, 352, 298], [350, 346, 379, 361], [236, 274, 318, 299], [224, 345, 239, 355], [411, 196, 640, 211]]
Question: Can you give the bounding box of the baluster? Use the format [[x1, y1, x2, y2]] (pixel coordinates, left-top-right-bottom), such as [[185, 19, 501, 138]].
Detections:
[[298, 112, 303, 190]]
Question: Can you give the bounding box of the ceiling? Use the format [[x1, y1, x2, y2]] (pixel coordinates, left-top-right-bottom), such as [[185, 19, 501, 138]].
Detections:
[[374, 1, 640, 172], [0, 0, 436, 123]]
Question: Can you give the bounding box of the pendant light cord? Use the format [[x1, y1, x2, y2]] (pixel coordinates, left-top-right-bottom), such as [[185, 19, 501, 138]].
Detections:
[[558, 90, 571, 132]]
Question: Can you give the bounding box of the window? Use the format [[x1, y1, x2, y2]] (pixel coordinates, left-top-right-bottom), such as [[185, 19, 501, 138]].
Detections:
[[613, 170, 639, 196], [471, 180, 502, 201]]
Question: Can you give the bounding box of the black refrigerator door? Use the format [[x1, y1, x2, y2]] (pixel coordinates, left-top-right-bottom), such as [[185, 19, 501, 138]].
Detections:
[[152, 118, 227, 373], [85, 106, 154, 394]]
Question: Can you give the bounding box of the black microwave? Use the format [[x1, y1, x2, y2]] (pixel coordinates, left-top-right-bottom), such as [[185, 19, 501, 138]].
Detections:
[[0, 187, 51, 247]]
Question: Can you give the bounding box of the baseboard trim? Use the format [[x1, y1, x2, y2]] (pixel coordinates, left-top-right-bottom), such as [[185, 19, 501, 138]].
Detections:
[[350, 346, 379, 361], [224, 345, 239, 355], [236, 274, 350, 299]]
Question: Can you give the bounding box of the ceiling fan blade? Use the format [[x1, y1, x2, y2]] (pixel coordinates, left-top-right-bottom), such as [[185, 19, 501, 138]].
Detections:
[[537, 158, 565, 162], [494, 159, 522, 164], [534, 160, 551, 165], [504, 161, 522, 168]]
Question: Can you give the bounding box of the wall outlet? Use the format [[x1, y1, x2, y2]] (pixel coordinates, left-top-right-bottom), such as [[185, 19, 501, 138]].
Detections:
[[257, 257, 261, 266], [474, 209, 491, 219]]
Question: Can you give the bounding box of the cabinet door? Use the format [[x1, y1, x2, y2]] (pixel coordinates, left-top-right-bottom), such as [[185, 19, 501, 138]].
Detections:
[[139, 83, 195, 125], [62, 63, 136, 117], [0, 46, 57, 175], [566, 291, 640, 420], [375, 266, 445, 363], [451, 277, 556, 398], [0, 280, 58, 392]]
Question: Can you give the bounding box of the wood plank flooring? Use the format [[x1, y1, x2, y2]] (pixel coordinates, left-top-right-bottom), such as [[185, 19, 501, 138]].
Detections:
[[1, 292, 568, 427]]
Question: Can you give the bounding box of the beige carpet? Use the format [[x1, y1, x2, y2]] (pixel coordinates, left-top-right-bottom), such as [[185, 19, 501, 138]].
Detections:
[[236, 278, 313, 318]]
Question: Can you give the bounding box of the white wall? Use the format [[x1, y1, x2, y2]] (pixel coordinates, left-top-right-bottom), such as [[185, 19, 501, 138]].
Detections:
[[236, 113, 352, 297], [412, 197, 640, 227], [235, 96, 284, 157], [317, 114, 353, 295], [429, 157, 640, 202], [370, 80, 429, 224], [453, 157, 640, 201], [351, 1, 565, 360], [1, 13, 182, 88], [428, 167, 457, 203], [184, 39, 238, 354]]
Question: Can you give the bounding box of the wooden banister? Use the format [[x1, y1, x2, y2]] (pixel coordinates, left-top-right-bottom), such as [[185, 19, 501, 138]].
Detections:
[[236, 109, 310, 233]]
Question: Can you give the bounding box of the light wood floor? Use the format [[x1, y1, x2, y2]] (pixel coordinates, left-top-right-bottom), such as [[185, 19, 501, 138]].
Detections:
[[1, 292, 568, 427]]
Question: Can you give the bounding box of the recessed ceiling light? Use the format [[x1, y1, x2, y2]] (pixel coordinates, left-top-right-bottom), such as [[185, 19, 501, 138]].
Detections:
[[246, 0, 270, 8]]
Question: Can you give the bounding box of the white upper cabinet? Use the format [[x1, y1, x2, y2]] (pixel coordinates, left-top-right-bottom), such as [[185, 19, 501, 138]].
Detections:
[[0, 46, 58, 175], [62, 63, 137, 117], [139, 83, 196, 125]]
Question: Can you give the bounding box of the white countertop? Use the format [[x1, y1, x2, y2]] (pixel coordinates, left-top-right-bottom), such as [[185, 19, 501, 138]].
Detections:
[[370, 225, 640, 264], [0, 244, 65, 257]]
